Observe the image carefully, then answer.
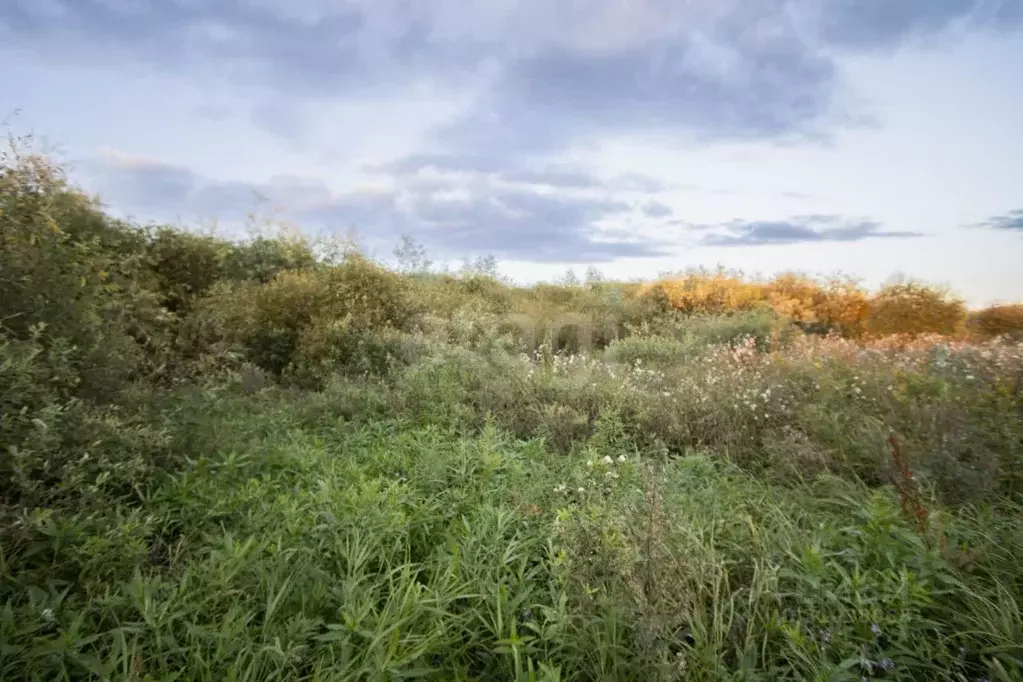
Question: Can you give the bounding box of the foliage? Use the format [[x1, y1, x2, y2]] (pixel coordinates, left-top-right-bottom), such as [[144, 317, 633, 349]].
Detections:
[[866, 282, 968, 337], [642, 269, 765, 315], [643, 271, 972, 339], [3, 142, 1023, 680], [969, 304, 1023, 340]]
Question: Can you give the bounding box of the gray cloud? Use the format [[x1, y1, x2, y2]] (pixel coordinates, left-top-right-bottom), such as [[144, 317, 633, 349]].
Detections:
[[84, 154, 267, 219], [698, 215, 923, 246], [819, 0, 1022, 49], [4, 0, 1018, 154], [643, 201, 673, 218], [369, 153, 603, 189], [972, 209, 1023, 231], [82, 153, 672, 263]]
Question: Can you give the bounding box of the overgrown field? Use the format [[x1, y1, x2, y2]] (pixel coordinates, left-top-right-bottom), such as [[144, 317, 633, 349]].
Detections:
[[2, 143, 1023, 680]]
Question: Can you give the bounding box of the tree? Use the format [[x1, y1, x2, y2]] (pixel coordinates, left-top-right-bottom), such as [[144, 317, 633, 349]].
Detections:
[[393, 234, 432, 274], [560, 268, 580, 286]]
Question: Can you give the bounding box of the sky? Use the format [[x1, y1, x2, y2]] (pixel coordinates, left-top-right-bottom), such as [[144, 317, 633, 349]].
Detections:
[[2, 0, 1022, 305]]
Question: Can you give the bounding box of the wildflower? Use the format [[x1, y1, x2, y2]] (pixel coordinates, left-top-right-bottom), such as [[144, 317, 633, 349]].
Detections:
[[554, 483, 567, 494], [870, 623, 882, 635], [602, 455, 614, 465], [586, 459, 594, 468], [617, 454, 627, 463], [577, 487, 585, 494], [878, 658, 895, 672]]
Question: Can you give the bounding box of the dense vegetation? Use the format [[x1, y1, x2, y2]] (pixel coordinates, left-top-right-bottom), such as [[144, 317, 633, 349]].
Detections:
[[2, 141, 1022, 681]]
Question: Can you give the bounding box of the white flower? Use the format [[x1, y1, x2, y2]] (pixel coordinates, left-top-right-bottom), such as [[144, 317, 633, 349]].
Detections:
[[554, 483, 568, 494], [617, 454, 627, 463], [602, 455, 614, 465], [586, 459, 594, 467], [577, 487, 585, 494]]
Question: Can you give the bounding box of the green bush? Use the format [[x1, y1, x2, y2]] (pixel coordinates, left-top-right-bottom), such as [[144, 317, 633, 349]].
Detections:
[[605, 334, 695, 366], [1, 146, 170, 397], [220, 236, 316, 284]]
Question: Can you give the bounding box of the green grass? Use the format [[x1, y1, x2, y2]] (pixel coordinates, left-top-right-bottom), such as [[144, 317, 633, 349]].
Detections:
[[2, 367, 1021, 680]]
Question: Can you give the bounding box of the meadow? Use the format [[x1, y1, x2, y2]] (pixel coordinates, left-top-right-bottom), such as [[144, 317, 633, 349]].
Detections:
[[2, 141, 1023, 681]]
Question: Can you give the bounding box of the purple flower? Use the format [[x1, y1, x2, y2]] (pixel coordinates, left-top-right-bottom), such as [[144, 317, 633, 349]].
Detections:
[[871, 623, 882, 635]]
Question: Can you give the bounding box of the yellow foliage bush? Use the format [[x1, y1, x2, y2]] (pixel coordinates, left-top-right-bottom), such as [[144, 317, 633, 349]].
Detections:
[[967, 304, 1023, 339], [642, 272, 765, 315], [811, 277, 871, 337], [643, 272, 871, 336], [865, 282, 967, 337]]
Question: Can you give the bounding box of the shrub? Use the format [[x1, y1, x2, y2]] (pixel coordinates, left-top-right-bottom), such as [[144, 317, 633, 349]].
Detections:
[[0, 143, 169, 399], [866, 282, 967, 337], [191, 254, 420, 377], [145, 227, 231, 312], [766, 273, 870, 336], [642, 270, 765, 315], [293, 323, 426, 386], [606, 335, 695, 366], [968, 304, 1023, 340], [220, 236, 316, 284], [682, 309, 791, 349]]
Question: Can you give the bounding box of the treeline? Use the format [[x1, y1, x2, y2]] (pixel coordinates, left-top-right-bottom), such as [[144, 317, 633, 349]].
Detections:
[[4, 145, 1022, 406], [644, 271, 1023, 340]]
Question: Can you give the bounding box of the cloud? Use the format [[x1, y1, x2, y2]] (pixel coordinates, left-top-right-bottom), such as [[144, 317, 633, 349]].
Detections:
[[818, 0, 1022, 49], [86, 150, 268, 218], [5, 0, 1019, 155], [643, 201, 673, 218], [447, 27, 836, 155], [368, 153, 603, 188], [369, 153, 508, 176], [500, 168, 603, 190], [82, 150, 673, 263], [972, 209, 1023, 231], [698, 215, 923, 246], [384, 189, 663, 262], [609, 173, 672, 194]]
